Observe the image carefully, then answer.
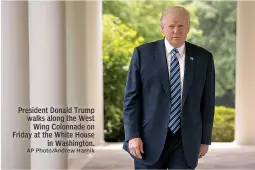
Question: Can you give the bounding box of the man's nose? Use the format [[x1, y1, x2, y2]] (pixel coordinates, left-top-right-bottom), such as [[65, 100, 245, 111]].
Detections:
[[173, 26, 180, 33]]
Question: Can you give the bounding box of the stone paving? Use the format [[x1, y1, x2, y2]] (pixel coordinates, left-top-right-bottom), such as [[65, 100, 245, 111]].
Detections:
[[69, 142, 255, 169]]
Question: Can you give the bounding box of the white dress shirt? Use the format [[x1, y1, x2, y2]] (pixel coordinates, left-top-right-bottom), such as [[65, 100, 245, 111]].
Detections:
[[164, 38, 186, 98]]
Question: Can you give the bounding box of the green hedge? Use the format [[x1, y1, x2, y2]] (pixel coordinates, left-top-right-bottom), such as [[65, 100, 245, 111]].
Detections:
[[212, 106, 235, 142], [103, 14, 144, 142]]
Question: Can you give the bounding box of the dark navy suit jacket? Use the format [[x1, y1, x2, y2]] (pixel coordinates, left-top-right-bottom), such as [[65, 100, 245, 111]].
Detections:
[[122, 38, 215, 168]]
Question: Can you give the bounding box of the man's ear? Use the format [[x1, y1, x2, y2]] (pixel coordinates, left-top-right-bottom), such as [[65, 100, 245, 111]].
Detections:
[[187, 21, 190, 33], [160, 25, 164, 33]]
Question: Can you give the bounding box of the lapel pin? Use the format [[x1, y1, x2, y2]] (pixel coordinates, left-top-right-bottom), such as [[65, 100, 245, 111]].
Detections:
[[190, 57, 193, 60]]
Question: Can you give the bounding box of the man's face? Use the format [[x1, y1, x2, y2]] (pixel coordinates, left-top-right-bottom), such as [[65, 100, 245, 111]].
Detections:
[[161, 12, 189, 48]]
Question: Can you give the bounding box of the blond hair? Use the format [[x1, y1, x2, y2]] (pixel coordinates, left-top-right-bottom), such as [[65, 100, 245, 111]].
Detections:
[[160, 6, 190, 26]]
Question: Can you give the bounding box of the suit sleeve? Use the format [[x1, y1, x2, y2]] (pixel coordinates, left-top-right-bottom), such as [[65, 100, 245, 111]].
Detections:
[[123, 47, 141, 142], [201, 53, 215, 145]]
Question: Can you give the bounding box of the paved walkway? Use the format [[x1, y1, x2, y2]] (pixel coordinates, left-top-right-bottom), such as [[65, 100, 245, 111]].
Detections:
[[69, 142, 255, 169]]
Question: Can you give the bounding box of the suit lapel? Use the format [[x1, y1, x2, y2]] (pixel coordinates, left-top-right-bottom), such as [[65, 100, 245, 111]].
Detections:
[[182, 41, 195, 105], [155, 39, 171, 100]]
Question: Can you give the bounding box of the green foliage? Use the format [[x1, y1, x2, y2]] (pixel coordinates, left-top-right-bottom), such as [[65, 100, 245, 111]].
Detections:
[[103, 0, 203, 43], [194, 1, 236, 107], [212, 106, 235, 142], [103, 14, 144, 141]]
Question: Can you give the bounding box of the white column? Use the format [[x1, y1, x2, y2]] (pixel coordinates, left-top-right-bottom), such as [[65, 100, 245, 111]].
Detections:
[[235, 1, 255, 145], [1, 1, 30, 169], [66, 2, 86, 106], [84, 0, 104, 146], [28, 1, 67, 168], [65, 1, 87, 160]]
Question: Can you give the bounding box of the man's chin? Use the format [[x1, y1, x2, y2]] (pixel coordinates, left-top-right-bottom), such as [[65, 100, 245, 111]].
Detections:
[[170, 41, 185, 48]]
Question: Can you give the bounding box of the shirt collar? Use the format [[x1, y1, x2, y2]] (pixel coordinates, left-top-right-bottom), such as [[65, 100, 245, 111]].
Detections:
[[164, 38, 185, 56]]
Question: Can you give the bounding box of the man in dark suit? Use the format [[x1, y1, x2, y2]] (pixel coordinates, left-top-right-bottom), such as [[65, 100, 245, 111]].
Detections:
[[122, 6, 215, 169]]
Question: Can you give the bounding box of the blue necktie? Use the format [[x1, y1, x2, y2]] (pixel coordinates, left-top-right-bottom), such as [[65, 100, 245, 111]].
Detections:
[[168, 48, 181, 134]]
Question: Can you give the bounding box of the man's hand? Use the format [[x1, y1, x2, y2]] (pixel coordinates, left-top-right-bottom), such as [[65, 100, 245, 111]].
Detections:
[[198, 144, 209, 159], [129, 137, 144, 159]]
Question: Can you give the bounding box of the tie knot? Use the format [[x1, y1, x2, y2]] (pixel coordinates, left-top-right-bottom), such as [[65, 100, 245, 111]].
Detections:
[[170, 48, 179, 56]]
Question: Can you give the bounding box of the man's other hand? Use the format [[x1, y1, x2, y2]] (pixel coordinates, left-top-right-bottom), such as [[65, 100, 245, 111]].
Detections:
[[198, 144, 209, 159], [129, 137, 144, 159]]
